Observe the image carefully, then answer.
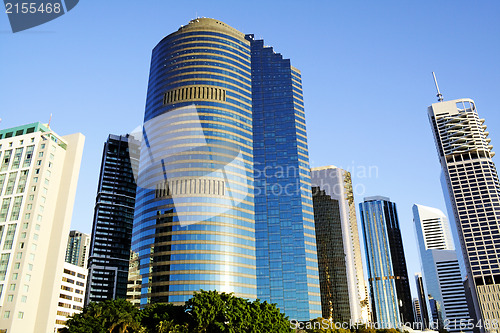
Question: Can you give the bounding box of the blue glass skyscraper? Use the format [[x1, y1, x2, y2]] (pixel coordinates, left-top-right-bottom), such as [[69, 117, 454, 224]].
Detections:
[[132, 18, 256, 306], [246, 34, 321, 320], [360, 196, 413, 327], [131, 18, 320, 320]]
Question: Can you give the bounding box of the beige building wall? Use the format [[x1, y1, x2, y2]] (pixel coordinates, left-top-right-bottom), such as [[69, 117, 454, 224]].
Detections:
[[55, 262, 87, 331], [0, 123, 84, 333]]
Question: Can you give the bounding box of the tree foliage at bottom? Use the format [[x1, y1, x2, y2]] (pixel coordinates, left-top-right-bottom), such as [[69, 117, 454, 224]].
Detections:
[[62, 290, 292, 333]]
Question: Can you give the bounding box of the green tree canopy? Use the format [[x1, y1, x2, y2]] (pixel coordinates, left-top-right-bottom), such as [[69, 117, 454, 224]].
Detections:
[[62, 291, 293, 333], [139, 303, 187, 333], [184, 290, 292, 333], [63, 299, 141, 333]]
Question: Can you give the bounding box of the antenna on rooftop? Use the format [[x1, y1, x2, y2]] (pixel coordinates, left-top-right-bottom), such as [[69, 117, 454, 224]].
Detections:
[[48, 113, 52, 128], [432, 72, 444, 102]]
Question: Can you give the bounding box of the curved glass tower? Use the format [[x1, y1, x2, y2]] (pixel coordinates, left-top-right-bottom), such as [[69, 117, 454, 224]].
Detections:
[[132, 18, 256, 305]]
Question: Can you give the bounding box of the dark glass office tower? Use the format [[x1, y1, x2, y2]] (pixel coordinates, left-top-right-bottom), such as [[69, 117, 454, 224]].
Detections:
[[312, 186, 350, 322], [360, 196, 414, 327], [86, 134, 138, 304], [415, 273, 432, 329], [246, 34, 321, 320]]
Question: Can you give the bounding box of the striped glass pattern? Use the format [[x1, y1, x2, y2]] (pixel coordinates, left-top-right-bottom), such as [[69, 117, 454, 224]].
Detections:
[[132, 19, 256, 306]]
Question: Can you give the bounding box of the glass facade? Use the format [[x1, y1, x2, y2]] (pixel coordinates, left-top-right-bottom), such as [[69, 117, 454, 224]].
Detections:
[[311, 166, 369, 323], [312, 186, 350, 322], [132, 18, 256, 306], [246, 34, 321, 320], [86, 134, 137, 304], [359, 196, 414, 328], [65, 230, 90, 268], [131, 18, 320, 320]]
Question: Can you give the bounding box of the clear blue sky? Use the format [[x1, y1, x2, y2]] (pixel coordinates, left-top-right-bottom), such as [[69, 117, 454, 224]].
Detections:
[[1, 1, 499, 298]]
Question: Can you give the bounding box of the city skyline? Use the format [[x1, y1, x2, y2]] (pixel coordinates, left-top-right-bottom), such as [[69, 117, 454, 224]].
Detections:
[[1, 1, 500, 300]]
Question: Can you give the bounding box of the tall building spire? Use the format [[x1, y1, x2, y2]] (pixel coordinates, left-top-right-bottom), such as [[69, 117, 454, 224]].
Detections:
[[432, 72, 444, 102]]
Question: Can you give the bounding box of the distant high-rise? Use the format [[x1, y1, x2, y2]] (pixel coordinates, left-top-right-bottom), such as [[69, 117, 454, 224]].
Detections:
[[311, 186, 350, 322], [428, 98, 500, 326], [54, 262, 87, 331], [413, 204, 472, 333], [413, 298, 422, 327], [359, 196, 414, 327], [65, 230, 90, 268], [415, 273, 432, 329], [131, 18, 320, 320], [0, 122, 84, 333], [86, 134, 137, 304], [311, 166, 368, 323]]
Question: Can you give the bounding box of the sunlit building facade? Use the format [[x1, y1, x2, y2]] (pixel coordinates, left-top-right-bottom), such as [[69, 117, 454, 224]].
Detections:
[[54, 262, 87, 331], [132, 18, 257, 308], [132, 18, 320, 320], [428, 98, 500, 328], [413, 204, 472, 333], [0, 122, 84, 333], [360, 196, 414, 328], [65, 230, 90, 268], [246, 34, 320, 320], [311, 166, 368, 323], [311, 186, 350, 322]]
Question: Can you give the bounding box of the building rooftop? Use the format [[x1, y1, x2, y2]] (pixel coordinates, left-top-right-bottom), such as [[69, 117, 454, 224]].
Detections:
[[364, 195, 391, 202], [0, 122, 50, 139]]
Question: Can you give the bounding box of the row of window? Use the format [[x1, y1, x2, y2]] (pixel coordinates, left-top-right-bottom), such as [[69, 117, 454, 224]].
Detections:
[[164, 86, 227, 104]]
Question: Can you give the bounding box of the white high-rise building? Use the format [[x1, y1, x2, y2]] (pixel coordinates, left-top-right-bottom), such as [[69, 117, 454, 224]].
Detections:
[[55, 262, 87, 331], [413, 204, 473, 333], [428, 98, 500, 330], [0, 122, 84, 333], [311, 166, 369, 323]]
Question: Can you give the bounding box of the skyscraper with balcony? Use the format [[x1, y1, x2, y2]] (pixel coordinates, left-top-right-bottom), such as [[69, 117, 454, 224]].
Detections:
[[428, 98, 500, 327], [359, 196, 414, 327], [65, 230, 90, 268], [131, 18, 320, 320], [86, 134, 137, 304], [311, 166, 368, 323], [0, 122, 84, 333], [413, 204, 472, 333]]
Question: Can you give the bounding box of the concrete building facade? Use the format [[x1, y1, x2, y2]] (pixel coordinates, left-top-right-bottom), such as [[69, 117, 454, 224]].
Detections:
[[0, 122, 84, 333], [428, 99, 500, 330], [413, 204, 473, 333]]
